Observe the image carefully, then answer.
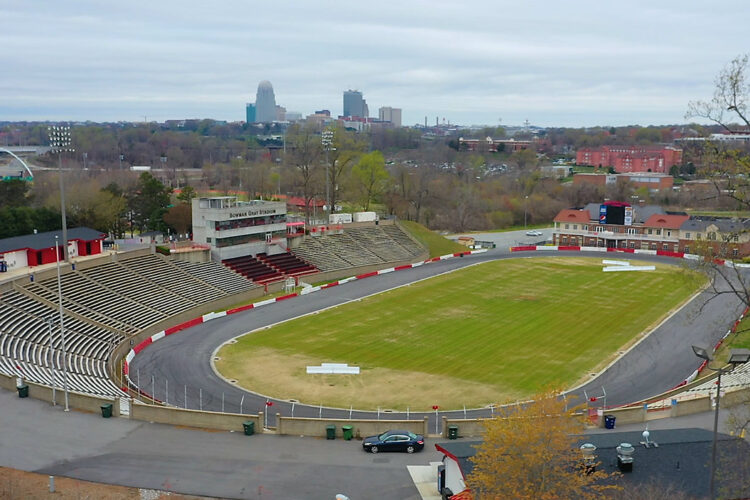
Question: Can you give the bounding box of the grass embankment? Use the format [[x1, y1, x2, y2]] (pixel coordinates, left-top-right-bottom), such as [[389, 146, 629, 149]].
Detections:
[[216, 257, 704, 410], [398, 220, 466, 258], [712, 316, 750, 366]]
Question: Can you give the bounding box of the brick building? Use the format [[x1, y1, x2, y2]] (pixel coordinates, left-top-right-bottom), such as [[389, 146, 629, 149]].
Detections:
[[553, 203, 750, 257], [576, 146, 682, 174], [573, 173, 674, 191], [553, 203, 688, 252]]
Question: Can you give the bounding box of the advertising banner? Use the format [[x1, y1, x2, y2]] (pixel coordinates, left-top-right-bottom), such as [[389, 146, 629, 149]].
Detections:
[[599, 205, 607, 224], [624, 206, 633, 226]]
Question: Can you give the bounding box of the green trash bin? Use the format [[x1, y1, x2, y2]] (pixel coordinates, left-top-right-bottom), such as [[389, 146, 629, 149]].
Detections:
[[342, 425, 353, 441], [448, 425, 459, 440], [243, 421, 255, 436], [17, 385, 28, 398], [100, 403, 113, 418], [326, 424, 336, 440]]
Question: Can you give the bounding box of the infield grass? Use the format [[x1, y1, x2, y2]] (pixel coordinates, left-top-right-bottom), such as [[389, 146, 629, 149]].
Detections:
[[216, 257, 705, 410]]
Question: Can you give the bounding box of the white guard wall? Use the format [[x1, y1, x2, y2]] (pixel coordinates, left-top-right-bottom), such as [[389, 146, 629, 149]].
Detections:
[[2, 250, 28, 270], [444, 457, 466, 494]]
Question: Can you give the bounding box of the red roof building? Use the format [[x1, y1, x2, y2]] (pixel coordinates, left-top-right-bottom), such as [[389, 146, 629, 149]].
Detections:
[[576, 146, 682, 174]]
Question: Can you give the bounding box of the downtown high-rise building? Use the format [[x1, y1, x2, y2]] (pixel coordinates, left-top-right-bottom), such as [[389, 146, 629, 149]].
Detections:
[[254, 80, 277, 123], [343, 90, 368, 118], [378, 106, 402, 127]]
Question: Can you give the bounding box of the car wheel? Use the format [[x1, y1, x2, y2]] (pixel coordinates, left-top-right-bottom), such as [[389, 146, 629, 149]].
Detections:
[[406, 445, 415, 454], [370, 446, 379, 454]]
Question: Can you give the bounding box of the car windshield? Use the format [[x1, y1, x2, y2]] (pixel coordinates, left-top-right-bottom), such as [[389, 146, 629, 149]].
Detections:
[[378, 432, 390, 441]]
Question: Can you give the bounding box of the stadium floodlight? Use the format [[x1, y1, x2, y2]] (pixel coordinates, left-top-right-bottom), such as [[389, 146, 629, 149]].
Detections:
[[47, 125, 74, 262], [691, 345, 750, 499], [691, 345, 712, 361], [321, 130, 335, 218]]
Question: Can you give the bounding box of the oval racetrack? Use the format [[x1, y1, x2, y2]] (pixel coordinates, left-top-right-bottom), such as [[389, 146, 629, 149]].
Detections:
[[129, 249, 746, 426]]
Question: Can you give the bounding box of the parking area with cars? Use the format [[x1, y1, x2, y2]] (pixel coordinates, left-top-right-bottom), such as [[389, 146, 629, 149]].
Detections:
[[363, 430, 426, 454]]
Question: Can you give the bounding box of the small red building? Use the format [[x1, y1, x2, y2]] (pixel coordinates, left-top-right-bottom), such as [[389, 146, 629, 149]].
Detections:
[[0, 227, 105, 273]]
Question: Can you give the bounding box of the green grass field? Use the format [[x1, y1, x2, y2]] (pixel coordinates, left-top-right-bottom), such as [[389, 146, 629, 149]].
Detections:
[[216, 257, 705, 410], [398, 220, 466, 257]]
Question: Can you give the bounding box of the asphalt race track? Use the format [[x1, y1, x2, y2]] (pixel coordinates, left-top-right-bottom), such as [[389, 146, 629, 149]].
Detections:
[[130, 249, 746, 427]]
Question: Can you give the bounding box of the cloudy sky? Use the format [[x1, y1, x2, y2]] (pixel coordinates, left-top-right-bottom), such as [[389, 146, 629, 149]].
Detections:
[[2, 1, 747, 127]]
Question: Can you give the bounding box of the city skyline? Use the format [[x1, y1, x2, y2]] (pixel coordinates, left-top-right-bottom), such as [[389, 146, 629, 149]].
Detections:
[[2, 1, 749, 127]]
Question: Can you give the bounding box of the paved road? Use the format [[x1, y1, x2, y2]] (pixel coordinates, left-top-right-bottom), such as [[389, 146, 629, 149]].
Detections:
[[2, 385, 736, 500], [0, 389, 434, 499], [131, 246, 746, 427]]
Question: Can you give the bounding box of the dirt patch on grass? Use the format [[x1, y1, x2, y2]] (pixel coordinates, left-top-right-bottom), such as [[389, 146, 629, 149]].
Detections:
[[216, 347, 517, 410], [0, 466, 207, 500]]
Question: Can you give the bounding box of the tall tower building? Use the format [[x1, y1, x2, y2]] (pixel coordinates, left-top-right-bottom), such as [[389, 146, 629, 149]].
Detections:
[[343, 90, 368, 118], [378, 107, 402, 127], [255, 80, 277, 123], [245, 103, 256, 123]]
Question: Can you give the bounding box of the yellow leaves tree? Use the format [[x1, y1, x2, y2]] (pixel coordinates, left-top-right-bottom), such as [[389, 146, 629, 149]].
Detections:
[[468, 388, 620, 499]]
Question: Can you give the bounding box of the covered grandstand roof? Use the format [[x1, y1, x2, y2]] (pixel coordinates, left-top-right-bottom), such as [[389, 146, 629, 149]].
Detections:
[[0, 227, 105, 254]]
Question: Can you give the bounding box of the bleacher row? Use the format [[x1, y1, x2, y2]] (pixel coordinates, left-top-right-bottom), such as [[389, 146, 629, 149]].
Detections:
[[0, 224, 426, 399], [223, 252, 317, 284], [291, 224, 424, 272], [0, 254, 258, 397], [0, 289, 123, 396]]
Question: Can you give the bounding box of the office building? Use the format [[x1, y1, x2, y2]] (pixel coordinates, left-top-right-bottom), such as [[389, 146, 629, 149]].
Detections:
[[378, 107, 402, 127], [245, 103, 256, 124], [343, 90, 368, 118], [255, 80, 277, 123]]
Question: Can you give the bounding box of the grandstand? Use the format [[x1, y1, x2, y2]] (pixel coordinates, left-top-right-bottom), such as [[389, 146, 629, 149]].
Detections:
[[0, 253, 258, 397], [291, 223, 424, 271], [222, 255, 285, 284], [0, 289, 123, 397], [0, 223, 426, 400]]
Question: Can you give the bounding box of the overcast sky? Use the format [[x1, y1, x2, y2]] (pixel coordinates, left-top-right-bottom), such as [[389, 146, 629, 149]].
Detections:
[[1, 1, 747, 127]]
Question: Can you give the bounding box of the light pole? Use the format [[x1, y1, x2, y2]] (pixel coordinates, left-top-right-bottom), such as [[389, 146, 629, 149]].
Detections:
[[47, 125, 74, 262], [691, 345, 750, 499], [321, 130, 335, 220], [47, 317, 56, 406], [524, 195, 529, 230], [55, 235, 70, 411]]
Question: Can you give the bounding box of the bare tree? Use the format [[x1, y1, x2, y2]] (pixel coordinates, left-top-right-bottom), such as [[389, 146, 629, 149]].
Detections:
[[286, 123, 323, 224], [687, 54, 750, 133]]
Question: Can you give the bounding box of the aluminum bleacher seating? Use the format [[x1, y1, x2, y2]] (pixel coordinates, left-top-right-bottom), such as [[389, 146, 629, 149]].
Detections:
[[0, 290, 124, 397], [291, 224, 425, 272]]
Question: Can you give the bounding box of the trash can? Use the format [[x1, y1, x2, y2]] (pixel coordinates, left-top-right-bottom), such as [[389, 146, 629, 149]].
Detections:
[[342, 425, 353, 441], [243, 421, 255, 436], [326, 424, 336, 440], [448, 425, 459, 440], [17, 385, 28, 398], [100, 403, 113, 418], [604, 415, 616, 429]]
